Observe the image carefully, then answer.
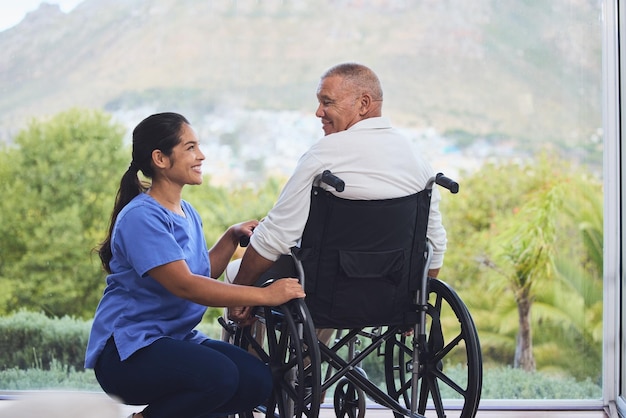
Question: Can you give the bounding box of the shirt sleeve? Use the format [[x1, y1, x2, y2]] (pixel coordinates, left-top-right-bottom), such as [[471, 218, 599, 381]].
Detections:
[[426, 186, 447, 269], [113, 205, 186, 277]]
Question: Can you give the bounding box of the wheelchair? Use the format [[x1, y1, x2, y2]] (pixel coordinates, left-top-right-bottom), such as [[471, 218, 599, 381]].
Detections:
[[221, 171, 482, 418]]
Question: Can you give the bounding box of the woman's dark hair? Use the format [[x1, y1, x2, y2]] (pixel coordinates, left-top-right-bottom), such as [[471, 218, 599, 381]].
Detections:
[[98, 112, 190, 273]]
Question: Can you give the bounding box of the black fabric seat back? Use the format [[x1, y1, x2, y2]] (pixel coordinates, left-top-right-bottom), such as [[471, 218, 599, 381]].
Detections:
[[294, 186, 431, 328]]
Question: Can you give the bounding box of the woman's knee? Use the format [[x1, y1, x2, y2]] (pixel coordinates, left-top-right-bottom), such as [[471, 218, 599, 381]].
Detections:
[[212, 342, 272, 405]]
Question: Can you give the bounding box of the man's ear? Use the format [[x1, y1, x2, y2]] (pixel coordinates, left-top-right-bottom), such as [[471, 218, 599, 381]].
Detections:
[[151, 149, 168, 169], [358, 94, 372, 115]]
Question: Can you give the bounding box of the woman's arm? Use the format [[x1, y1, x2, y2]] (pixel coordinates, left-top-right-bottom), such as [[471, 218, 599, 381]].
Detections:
[[148, 259, 304, 307]]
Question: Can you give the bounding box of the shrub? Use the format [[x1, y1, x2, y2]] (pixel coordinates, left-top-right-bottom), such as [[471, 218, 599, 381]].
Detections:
[[0, 311, 90, 371], [480, 366, 602, 399], [0, 359, 100, 390], [0, 311, 226, 391], [0, 311, 225, 373]]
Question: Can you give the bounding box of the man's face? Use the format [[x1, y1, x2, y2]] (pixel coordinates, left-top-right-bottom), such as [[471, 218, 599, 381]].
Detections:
[[315, 75, 362, 136]]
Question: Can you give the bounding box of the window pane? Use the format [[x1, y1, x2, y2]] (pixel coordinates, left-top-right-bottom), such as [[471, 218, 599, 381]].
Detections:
[[0, 0, 603, 404]]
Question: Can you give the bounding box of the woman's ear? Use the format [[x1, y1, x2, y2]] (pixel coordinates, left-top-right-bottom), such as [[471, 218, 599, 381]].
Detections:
[[151, 149, 168, 169]]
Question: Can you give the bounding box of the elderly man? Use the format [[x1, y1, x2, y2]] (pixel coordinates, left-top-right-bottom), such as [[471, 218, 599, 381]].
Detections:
[[229, 62, 446, 324]]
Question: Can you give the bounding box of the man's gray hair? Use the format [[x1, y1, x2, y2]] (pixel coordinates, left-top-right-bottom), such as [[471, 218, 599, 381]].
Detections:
[[321, 62, 383, 101]]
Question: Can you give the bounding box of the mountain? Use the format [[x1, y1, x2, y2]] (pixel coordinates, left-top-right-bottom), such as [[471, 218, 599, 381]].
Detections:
[[0, 0, 602, 166]]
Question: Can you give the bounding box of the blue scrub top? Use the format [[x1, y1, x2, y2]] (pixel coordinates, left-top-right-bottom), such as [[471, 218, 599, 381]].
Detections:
[[85, 193, 211, 368]]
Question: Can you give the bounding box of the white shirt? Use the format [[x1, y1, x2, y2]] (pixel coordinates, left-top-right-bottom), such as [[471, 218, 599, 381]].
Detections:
[[250, 117, 447, 269]]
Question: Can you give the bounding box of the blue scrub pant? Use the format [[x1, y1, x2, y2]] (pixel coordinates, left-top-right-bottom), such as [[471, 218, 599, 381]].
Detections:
[[94, 336, 272, 418]]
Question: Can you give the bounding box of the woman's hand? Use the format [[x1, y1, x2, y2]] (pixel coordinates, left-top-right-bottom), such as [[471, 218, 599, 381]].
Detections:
[[262, 278, 306, 306], [231, 219, 259, 243], [209, 220, 259, 278], [228, 278, 305, 327]]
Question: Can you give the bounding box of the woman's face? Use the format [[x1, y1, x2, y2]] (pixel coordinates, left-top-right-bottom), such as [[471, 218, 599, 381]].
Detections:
[[162, 123, 205, 186]]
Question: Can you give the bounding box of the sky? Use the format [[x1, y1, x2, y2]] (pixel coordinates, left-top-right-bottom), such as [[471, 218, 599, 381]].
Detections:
[[0, 0, 84, 32]]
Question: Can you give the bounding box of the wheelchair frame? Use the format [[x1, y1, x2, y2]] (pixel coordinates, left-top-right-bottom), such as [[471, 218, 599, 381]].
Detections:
[[222, 172, 482, 418]]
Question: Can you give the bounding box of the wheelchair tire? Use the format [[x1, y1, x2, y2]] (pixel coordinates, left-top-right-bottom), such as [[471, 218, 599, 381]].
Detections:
[[333, 377, 366, 418], [235, 298, 322, 418], [384, 278, 482, 418]]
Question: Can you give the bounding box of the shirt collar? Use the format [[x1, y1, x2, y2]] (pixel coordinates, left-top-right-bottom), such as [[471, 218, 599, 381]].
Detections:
[[346, 116, 391, 131]]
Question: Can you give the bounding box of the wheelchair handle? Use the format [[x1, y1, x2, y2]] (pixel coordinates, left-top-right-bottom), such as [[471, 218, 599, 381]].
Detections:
[[321, 170, 345, 192], [435, 173, 459, 194]]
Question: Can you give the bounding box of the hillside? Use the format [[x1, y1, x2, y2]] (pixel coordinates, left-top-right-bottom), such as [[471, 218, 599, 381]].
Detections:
[[0, 0, 601, 163]]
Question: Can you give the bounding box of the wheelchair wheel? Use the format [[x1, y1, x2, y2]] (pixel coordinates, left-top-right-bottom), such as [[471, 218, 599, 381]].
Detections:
[[236, 298, 322, 418], [384, 278, 482, 418], [333, 377, 366, 418]]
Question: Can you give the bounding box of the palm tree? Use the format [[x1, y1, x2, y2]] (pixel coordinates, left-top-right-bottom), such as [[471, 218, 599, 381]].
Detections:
[[493, 183, 563, 371]]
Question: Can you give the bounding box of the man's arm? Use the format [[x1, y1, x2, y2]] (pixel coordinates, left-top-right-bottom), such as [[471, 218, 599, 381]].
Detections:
[[233, 244, 275, 286]]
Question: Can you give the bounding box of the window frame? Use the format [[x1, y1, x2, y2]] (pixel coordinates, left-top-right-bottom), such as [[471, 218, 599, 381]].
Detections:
[[606, 0, 622, 416]]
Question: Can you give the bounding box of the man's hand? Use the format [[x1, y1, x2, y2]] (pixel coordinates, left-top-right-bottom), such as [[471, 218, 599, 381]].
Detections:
[[228, 305, 257, 327]]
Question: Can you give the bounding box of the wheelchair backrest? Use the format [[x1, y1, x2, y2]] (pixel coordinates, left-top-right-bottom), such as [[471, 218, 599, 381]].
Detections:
[[293, 186, 432, 328]]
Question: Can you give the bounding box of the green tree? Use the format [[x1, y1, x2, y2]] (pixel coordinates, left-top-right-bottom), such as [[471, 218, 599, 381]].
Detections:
[[440, 154, 603, 378], [0, 108, 127, 318]]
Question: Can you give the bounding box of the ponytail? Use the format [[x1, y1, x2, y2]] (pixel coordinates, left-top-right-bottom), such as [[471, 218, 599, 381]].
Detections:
[[98, 165, 148, 273]]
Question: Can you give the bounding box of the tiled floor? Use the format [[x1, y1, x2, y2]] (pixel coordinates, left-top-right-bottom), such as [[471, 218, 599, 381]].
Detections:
[[0, 394, 611, 418]]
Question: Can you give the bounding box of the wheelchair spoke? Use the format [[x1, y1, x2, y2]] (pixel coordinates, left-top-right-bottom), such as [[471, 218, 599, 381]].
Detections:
[[265, 309, 281, 357], [240, 327, 271, 364], [427, 375, 446, 418], [417, 376, 429, 414], [433, 332, 464, 362]]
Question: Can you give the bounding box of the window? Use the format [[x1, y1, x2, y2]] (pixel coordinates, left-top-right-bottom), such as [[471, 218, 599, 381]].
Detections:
[[0, 0, 615, 413]]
